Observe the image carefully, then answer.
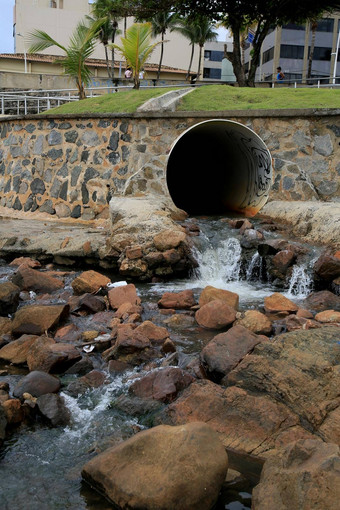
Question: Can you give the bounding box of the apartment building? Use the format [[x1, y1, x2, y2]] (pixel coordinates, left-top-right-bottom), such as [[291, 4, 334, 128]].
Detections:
[[244, 12, 340, 83]]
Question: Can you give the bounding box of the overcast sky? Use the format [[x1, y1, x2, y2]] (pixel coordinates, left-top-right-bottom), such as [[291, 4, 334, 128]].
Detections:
[[0, 0, 228, 55]]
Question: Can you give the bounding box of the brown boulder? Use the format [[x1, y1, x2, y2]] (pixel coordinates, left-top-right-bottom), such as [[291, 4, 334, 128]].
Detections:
[[13, 370, 61, 399], [10, 257, 41, 269], [303, 290, 340, 312], [67, 369, 107, 396], [314, 251, 340, 281], [163, 314, 196, 329], [195, 300, 236, 330], [199, 285, 239, 310], [252, 439, 340, 510], [78, 294, 106, 313], [12, 267, 64, 294], [135, 320, 170, 345], [235, 310, 272, 335], [0, 334, 39, 364], [82, 422, 228, 510], [26, 337, 81, 373], [272, 315, 320, 335], [0, 317, 12, 335], [158, 380, 313, 457], [153, 229, 186, 251], [264, 292, 298, 315], [201, 325, 264, 382], [11, 304, 70, 336], [158, 289, 196, 309], [315, 309, 340, 323], [103, 325, 161, 366], [272, 249, 296, 274], [114, 302, 142, 319], [71, 270, 111, 295], [129, 367, 194, 403], [0, 281, 20, 315], [36, 393, 71, 426], [2, 399, 25, 425], [54, 324, 82, 343], [108, 284, 141, 310]]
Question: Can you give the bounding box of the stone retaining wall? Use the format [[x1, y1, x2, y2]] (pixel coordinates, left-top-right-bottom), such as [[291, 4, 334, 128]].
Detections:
[[0, 110, 339, 219]]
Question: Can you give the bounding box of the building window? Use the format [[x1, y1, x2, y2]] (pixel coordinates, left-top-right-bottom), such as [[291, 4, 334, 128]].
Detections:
[[309, 47, 332, 61], [280, 44, 304, 59], [204, 50, 224, 62], [316, 18, 334, 32], [50, 0, 57, 7], [204, 50, 211, 60], [203, 68, 222, 79], [282, 23, 305, 31], [262, 47, 274, 63]]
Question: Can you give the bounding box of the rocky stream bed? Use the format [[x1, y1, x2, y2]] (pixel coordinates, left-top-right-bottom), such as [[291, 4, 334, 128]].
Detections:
[[0, 214, 340, 510]]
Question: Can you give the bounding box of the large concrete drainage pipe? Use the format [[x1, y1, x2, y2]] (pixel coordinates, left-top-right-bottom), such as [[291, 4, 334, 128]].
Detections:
[[166, 120, 273, 216]]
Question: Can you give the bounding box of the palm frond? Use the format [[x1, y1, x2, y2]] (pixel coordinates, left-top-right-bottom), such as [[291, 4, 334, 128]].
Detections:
[[27, 30, 67, 54]]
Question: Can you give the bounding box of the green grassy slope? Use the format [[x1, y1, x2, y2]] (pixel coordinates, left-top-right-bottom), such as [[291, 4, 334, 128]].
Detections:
[[178, 85, 340, 111]]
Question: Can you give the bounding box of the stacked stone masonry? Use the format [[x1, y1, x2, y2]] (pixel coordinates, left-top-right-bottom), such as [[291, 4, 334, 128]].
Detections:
[[0, 112, 339, 219]]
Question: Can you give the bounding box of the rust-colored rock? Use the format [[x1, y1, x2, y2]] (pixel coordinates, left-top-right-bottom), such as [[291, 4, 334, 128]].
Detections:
[[54, 324, 82, 343], [252, 439, 340, 510], [264, 292, 298, 315], [158, 289, 196, 310], [26, 337, 81, 373], [0, 317, 12, 335], [71, 270, 111, 295], [0, 334, 39, 364], [114, 302, 142, 319], [82, 422, 228, 510], [272, 315, 320, 334], [0, 281, 20, 315], [108, 284, 141, 310], [153, 229, 186, 251], [135, 320, 170, 345], [163, 249, 181, 265], [11, 304, 70, 336], [10, 257, 41, 269], [235, 310, 272, 335], [314, 251, 340, 281], [195, 300, 236, 330], [199, 286, 239, 310], [12, 267, 64, 294], [200, 325, 264, 382], [129, 367, 195, 403], [272, 249, 296, 274], [2, 399, 25, 425], [126, 246, 143, 260], [303, 290, 340, 312], [315, 309, 340, 323]]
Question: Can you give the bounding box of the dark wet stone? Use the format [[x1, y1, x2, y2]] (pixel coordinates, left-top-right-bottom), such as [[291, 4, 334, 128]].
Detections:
[[39, 199, 55, 215], [98, 120, 111, 128], [4, 178, 11, 193], [50, 178, 62, 198], [327, 124, 340, 137], [81, 150, 89, 163], [283, 177, 294, 190], [122, 146, 130, 162], [12, 175, 21, 192], [0, 162, 5, 175], [47, 148, 63, 160], [37, 393, 71, 426], [24, 195, 35, 212], [117, 165, 128, 176], [30, 178, 46, 195], [13, 370, 61, 399], [108, 131, 119, 151], [120, 122, 129, 134], [57, 163, 68, 178], [93, 150, 103, 165], [84, 167, 99, 182], [22, 159, 30, 166], [13, 197, 22, 211], [71, 205, 81, 218], [107, 152, 120, 164], [121, 133, 131, 142], [82, 182, 89, 204], [10, 146, 21, 158], [59, 181, 68, 201], [48, 130, 62, 145], [71, 165, 82, 186], [25, 124, 36, 133], [58, 122, 72, 130], [137, 144, 146, 153], [64, 130, 78, 143]]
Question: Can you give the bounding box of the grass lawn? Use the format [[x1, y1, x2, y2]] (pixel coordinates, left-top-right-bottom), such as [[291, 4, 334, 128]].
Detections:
[[44, 87, 179, 115], [178, 85, 340, 111]]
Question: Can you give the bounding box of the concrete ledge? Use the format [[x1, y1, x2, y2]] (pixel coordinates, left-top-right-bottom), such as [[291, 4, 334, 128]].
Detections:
[[137, 88, 195, 112]]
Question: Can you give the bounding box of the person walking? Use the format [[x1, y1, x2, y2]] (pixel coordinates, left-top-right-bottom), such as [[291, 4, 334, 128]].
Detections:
[[276, 66, 285, 81]]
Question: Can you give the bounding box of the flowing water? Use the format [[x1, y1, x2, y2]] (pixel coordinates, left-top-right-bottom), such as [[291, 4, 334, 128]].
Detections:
[[0, 216, 320, 509]]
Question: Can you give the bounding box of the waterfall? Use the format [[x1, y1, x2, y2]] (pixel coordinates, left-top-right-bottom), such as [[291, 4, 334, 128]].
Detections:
[[287, 264, 313, 299], [246, 252, 264, 281], [195, 237, 242, 284]]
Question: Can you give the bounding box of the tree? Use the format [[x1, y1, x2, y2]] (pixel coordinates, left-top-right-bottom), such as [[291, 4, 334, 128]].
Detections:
[[173, 18, 199, 79], [27, 19, 103, 99], [111, 22, 162, 88], [147, 11, 179, 80], [194, 16, 217, 79], [307, 19, 318, 81]]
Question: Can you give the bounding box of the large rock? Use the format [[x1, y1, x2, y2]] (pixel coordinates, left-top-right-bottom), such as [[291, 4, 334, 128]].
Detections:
[[12, 267, 64, 294], [157, 380, 313, 457], [252, 439, 340, 510], [158, 290, 196, 310], [13, 370, 61, 399], [0, 281, 20, 315], [264, 292, 298, 315], [314, 251, 340, 281], [235, 310, 272, 336], [195, 300, 236, 330], [201, 325, 264, 382], [26, 337, 81, 373], [303, 290, 340, 312], [153, 229, 186, 251], [71, 270, 111, 295], [11, 304, 70, 336], [108, 284, 141, 310], [82, 422, 228, 510], [103, 325, 161, 366], [129, 367, 194, 403], [226, 327, 340, 440], [0, 334, 39, 364], [134, 321, 170, 345], [36, 393, 71, 426], [199, 286, 239, 310]]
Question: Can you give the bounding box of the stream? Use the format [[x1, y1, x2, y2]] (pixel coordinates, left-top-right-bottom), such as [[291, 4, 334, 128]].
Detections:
[[0, 216, 320, 510]]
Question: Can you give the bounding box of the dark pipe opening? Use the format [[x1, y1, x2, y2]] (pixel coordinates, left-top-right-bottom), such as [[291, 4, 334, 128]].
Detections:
[[166, 120, 273, 217]]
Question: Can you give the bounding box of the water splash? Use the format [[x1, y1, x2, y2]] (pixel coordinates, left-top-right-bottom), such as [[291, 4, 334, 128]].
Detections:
[[195, 237, 242, 284], [246, 252, 264, 281], [287, 263, 313, 299]]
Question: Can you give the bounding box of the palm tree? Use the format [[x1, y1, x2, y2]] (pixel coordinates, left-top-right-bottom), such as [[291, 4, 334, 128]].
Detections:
[[27, 19, 103, 99], [111, 22, 162, 89], [307, 18, 318, 82], [148, 11, 179, 81], [91, 0, 122, 82], [194, 17, 218, 79], [173, 18, 199, 80]]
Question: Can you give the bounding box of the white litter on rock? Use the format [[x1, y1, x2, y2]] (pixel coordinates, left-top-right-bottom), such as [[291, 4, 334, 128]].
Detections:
[[83, 345, 95, 353], [107, 281, 128, 288]]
